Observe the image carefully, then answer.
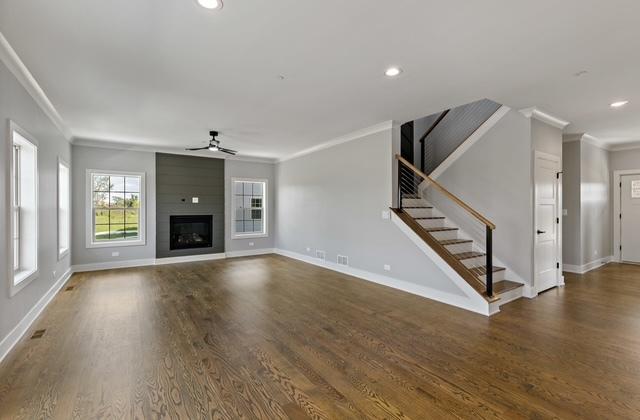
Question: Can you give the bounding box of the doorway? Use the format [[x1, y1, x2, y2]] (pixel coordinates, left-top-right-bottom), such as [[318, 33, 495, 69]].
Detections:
[[534, 151, 562, 293], [620, 174, 640, 263]]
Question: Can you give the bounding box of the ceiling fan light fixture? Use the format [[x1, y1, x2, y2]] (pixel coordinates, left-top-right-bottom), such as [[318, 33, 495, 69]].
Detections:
[[208, 145, 219, 151], [384, 67, 403, 77], [610, 100, 629, 108], [197, 0, 223, 10]]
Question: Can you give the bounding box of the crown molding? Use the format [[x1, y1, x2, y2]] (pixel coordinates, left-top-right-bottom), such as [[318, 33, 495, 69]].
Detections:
[[278, 120, 394, 163], [609, 141, 640, 152], [519, 107, 570, 130], [562, 133, 613, 151], [72, 137, 278, 164], [0, 31, 73, 141]]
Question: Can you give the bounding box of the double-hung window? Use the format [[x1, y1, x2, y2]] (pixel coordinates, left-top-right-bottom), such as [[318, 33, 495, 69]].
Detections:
[[232, 178, 267, 238], [58, 159, 71, 258], [9, 122, 39, 295], [87, 170, 145, 248]]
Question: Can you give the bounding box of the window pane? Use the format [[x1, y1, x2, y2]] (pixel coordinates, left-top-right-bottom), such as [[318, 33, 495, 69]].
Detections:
[[251, 209, 262, 220], [124, 224, 139, 238], [95, 224, 109, 241], [251, 198, 262, 208], [243, 196, 252, 208], [253, 182, 263, 195], [125, 209, 139, 224], [93, 175, 110, 192], [124, 193, 140, 208], [254, 220, 263, 233], [125, 176, 140, 193], [109, 192, 125, 208], [235, 221, 244, 233], [244, 220, 254, 232], [95, 209, 109, 225], [109, 225, 126, 240], [234, 181, 244, 195], [235, 208, 243, 221], [110, 176, 125, 192], [109, 209, 125, 224], [93, 192, 109, 208], [244, 209, 252, 221]]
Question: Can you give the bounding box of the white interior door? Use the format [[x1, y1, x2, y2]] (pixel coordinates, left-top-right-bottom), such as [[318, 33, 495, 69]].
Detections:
[[621, 174, 640, 263], [535, 152, 560, 293]]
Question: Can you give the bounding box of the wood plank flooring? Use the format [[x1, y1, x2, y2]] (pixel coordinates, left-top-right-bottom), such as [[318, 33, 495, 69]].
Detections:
[[1, 256, 640, 419]]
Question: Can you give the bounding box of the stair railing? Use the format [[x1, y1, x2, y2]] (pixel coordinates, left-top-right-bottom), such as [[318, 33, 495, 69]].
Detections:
[[396, 154, 496, 297]]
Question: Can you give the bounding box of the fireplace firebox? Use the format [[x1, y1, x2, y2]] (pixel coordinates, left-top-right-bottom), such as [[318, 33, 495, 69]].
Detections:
[[170, 215, 213, 250]]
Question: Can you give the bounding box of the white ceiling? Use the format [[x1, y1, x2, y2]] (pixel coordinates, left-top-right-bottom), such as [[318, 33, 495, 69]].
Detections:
[[1, 0, 639, 158]]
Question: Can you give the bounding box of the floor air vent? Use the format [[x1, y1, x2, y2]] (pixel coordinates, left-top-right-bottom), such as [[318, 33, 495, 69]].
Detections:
[[337, 255, 349, 266], [31, 329, 46, 339], [316, 250, 326, 261]]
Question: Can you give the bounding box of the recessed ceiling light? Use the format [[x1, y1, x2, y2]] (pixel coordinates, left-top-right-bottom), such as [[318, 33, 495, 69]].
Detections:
[[611, 100, 629, 108], [197, 0, 223, 10], [385, 67, 403, 77]]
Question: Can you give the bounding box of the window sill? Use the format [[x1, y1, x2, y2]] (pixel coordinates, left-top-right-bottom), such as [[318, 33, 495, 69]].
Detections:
[[86, 239, 146, 249], [232, 233, 269, 240], [10, 269, 38, 297]]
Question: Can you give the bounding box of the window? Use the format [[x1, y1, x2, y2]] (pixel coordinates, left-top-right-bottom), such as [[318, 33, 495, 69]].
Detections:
[[232, 178, 267, 238], [58, 159, 70, 258], [86, 170, 145, 248], [9, 122, 38, 295]]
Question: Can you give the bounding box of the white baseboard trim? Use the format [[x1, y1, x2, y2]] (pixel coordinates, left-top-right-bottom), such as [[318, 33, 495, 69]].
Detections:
[[274, 248, 492, 316], [563, 256, 612, 274], [226, 248, 276, 258], [0, 268, 73, 364], [154, 253, 226, 266]]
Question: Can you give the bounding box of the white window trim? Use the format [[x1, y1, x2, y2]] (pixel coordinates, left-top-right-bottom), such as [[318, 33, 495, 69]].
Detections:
[[85, 169, 146, 249], [231, 177, 268, 239], [7, 120, 39, 298], [57, 157, 71, 260]]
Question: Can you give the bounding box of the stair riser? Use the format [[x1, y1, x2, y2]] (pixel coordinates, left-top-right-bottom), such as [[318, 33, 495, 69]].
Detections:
[[460, 256, 486, 269], [429, 230, 458, 241], [478, 270, 506, 283], [402, 198, 428, 207], [443, 242, 473, 254], [417, 219, 446, 229], [405, 208, 434, 218]]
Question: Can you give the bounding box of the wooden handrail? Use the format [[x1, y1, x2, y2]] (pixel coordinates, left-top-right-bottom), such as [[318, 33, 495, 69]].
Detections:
[[396, 154, 496, 230]]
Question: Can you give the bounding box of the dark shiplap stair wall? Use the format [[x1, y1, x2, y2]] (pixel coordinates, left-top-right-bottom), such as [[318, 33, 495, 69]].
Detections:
[[156, 153, 225, 258]]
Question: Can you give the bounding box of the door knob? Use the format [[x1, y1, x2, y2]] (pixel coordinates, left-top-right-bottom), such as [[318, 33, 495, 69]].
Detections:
[[537, 230, 546, 234]]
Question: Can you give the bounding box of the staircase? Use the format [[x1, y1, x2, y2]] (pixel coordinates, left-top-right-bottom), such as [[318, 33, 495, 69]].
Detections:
[[394, 155, 524, 310]]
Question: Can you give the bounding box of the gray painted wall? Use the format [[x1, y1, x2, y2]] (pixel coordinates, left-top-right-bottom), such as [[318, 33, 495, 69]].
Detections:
[[156, 153, 224, 258], [275, 129, 465, 296], [72, 145, 156, 265], [611, 148, 640, 171], [532, 118, 563, 158], [225, 159, 276, 253], [562, 141, 582, 265], [430, 110, 534, 284], [0, 60, 72, 343], [580, 141, 611, 263]]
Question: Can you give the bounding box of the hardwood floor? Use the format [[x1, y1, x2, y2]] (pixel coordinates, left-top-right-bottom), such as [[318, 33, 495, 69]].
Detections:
[[1, 256, 640, 419]]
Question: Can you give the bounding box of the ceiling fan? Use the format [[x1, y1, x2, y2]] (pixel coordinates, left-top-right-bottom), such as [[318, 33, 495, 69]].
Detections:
[[186, 131, 237, 155]]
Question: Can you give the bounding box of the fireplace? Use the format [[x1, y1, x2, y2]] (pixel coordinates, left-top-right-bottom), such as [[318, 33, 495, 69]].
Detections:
[[170, 215, 213, 250]]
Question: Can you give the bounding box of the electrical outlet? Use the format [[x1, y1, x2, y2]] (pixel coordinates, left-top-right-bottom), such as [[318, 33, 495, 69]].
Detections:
[[52, 270, 56, 279], [306, 247, 311, 252], [316, 250, 326, 261], [562, 209, 568, 216], [192, 197, 199, 203], [337, 255, 349, 266], [384, 264, 391, 271], [112, 251, 120, 257], [381, 210, 390, 220], [249, 242, 254, 247]]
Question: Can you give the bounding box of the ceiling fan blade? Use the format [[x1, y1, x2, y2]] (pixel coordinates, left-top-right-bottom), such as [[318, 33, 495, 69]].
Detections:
[[185, 146, 209, 151], [218, 147, 237, 155]]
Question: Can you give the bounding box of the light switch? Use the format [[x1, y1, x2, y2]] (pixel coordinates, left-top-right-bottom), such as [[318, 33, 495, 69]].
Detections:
[[562, 209, 568, 216], [192, 197, 199, 204], [382, 210, 390, 220]]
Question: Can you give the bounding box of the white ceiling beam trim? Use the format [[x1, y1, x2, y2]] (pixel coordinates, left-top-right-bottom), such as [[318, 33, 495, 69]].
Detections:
[[0, 31, 73, 141], [279, 120, 394, 163], [519, 107, 570, 130]]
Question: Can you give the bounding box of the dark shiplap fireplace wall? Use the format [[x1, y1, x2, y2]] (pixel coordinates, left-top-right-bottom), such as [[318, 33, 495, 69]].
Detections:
[[156, 153, 225, 258]]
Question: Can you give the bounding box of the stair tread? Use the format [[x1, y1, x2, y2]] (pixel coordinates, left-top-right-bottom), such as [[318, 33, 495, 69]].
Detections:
[[424, 227, 458, 232], [470, 266, 506, 275], [439, 239, 473, 245], [415, 216, 445, 220], [404, 206, 433, 209], [494, 280, 524, 294], [454, 251, 485, 260]]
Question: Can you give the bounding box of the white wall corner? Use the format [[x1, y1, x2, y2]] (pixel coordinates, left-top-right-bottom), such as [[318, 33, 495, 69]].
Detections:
[[519, 107, 570, 130], [0, 31, 73, 141]]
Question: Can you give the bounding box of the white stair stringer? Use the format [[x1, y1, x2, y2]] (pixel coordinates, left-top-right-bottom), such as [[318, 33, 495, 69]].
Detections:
[[391, 211, 492, 316]]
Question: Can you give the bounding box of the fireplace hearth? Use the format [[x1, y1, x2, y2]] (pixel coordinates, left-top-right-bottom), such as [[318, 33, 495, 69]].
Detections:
[[170, 215, 213, 250]]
